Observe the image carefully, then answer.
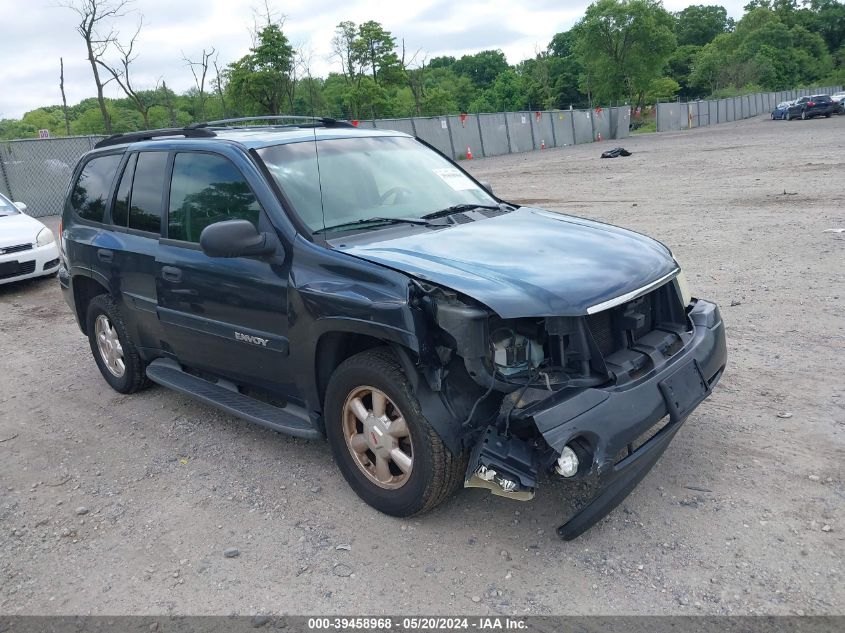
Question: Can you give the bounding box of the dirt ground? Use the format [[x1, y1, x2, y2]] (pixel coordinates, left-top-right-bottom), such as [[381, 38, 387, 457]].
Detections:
[[1, 115, 843, 616]]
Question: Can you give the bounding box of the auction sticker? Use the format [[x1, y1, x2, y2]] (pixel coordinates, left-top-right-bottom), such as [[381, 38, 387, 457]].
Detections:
[[433, 168, 476, 191]]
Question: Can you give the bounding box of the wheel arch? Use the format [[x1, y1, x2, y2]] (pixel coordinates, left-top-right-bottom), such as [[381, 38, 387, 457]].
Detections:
[[312, 327, 464, 456], [71, 273, 110, 335]]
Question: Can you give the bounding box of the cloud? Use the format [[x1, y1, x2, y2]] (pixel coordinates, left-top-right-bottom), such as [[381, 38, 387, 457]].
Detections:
[[0, 0, 752, 119]]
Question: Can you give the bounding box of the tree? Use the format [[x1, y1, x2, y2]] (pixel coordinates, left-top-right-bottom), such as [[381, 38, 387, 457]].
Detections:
[[96, 19, 157, 129], [59, 58, 72, 135], [226, 21, 295, 115], [574, 0, 677, 108], [675, 5, 733, 46], [64, 0, 132, 134], [452, 50, 510, 86], [184, 48, 216, 121]]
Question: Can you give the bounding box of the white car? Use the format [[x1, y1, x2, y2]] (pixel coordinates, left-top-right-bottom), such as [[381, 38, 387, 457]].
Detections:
[[0, 193, 60, 285], [831, 93, 845, 114]]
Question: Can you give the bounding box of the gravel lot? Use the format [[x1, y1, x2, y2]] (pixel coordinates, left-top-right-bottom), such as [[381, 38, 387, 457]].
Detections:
[[1, 115, 843, 616]]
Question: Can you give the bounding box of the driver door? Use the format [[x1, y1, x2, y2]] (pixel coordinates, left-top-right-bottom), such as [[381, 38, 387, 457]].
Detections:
[[155, 150, 295, 396]]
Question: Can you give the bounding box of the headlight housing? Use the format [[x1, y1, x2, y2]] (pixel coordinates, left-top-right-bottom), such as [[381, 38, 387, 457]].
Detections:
[[675, 270, 692, 307], [36, 227, 55, 247]]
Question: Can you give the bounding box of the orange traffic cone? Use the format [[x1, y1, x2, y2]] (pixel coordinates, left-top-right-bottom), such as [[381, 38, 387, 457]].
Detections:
[[597, 132, 602, 142], [540, 139, 546, 149], [466, 146, 473, 160]]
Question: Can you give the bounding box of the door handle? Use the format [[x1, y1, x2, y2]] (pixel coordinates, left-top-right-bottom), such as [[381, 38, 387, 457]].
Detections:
[[97, 249, 113, 263], [161, 266, 182, 283]]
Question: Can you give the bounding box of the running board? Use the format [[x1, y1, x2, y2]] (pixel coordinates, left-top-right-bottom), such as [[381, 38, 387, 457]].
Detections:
[[145, 359, 322, 440]]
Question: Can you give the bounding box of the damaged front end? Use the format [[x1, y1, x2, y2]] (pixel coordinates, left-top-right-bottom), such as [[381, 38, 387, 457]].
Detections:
[[412, 275, 727, 540]]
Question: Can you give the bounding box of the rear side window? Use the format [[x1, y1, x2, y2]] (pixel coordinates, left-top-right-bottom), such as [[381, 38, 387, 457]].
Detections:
[[128, 152, 168, 234], [71, 154, 122, 222], [168, 153, 261, 243], [112, 153, 137, 227]]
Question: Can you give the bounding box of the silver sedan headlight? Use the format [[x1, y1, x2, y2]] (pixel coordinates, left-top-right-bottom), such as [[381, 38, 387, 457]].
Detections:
[[36, 227, 55, 247]]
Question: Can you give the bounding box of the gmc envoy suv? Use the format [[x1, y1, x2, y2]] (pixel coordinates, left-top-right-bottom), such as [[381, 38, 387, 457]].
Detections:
[[59, 116, 726, 539]]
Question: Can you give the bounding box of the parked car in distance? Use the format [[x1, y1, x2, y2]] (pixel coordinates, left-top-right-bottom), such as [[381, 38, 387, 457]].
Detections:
[[771, 101, 793, 119], [58, 117, 727, 540], [786, 95, 837, 120], [830, 93, 845, 114], [0, 193, 60, 285]]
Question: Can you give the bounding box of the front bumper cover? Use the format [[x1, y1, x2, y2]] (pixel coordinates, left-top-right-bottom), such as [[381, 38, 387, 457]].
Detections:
[[531, 298, 726, 539]]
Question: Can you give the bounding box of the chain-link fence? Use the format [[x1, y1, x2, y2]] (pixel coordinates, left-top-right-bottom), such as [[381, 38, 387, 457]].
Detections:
[[655, 86, 842, 133], [0, 135, 105, 217], [2, 108, 635, 218]]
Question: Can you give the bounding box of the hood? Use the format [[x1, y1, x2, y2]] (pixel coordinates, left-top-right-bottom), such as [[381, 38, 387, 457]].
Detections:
[[0, 213, 45, 247], [338, 208, 678, 318]]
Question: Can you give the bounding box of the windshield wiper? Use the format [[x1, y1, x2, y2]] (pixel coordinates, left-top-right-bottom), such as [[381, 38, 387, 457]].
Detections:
[[314, 216, 430, 234], [420, 203, 502, 220]]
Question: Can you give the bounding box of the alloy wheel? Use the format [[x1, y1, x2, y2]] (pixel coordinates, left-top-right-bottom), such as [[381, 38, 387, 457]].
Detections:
[[341, 386, 413, 489], [94, 314, 125, 378]]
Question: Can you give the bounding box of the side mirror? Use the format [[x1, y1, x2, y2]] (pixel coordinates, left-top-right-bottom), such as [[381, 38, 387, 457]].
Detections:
[[199, 220, 276, 258], [480, 181, 494, 196], [13, 201, 27, 213]]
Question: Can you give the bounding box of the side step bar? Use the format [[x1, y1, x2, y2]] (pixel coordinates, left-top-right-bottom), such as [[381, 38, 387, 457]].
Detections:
[[146, 359, 322, 440]]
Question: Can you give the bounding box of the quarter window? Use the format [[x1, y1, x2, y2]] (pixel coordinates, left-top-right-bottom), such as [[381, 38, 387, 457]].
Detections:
[[112, 153, 137, 227], [168, 153, 261, 243], [128, 152, 168, 234], [71, 154, 122, 222]]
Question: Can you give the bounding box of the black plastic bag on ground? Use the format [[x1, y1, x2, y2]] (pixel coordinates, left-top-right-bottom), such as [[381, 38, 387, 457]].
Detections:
[[600, 147, 632, 158]]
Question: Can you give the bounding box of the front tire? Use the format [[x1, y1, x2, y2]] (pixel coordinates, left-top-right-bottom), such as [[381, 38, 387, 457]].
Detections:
[[801, 110, 808, 120], [324, 348, 464, 517], [86, 294, 149, 394]]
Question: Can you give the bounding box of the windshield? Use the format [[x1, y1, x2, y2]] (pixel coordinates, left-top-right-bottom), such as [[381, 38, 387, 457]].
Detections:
[[0, 194, 19, 217], [257, 136, 497, 233]]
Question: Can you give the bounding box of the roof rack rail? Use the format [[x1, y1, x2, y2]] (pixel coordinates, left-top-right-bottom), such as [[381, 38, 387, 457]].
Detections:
[[191, 115, 356, 129], [94, 127, 217, 149]]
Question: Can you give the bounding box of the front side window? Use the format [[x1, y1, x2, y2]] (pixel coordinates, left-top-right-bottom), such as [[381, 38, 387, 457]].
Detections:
[[71, 154, 122, 222], [256, 136, 496, 233], [168, 153, 261, 243], [128, 152, 168, 234]]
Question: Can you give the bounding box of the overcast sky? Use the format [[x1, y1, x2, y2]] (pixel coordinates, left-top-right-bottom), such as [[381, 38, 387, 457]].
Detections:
[[0, 0, 749, 119]]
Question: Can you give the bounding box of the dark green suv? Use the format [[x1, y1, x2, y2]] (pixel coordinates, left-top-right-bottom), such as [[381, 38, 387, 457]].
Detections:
[[59, 116, 726, 539]]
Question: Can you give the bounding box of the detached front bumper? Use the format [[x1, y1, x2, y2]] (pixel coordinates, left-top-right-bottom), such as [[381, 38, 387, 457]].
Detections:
[[532, 298, 726, 539]]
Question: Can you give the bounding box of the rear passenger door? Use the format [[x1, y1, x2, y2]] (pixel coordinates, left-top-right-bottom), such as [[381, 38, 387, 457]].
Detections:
[[155, 151, 294, 396], [93, 150, 169, 352]]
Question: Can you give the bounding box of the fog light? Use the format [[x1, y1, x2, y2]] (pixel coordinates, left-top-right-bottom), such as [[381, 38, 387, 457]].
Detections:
[[555, 446, 579, 477]]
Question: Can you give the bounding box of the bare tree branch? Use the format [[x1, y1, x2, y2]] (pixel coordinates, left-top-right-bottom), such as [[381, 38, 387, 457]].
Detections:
[[61, 0, 134, 133]]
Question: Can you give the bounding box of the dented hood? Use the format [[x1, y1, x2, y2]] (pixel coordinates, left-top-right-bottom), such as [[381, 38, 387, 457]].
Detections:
[[338, 207, 678, 318]]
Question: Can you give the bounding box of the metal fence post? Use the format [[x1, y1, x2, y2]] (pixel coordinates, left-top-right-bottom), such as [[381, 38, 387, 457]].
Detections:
[[503, 112, 513, 153], [528, 111, 537, 149], [444, 117, 457, 159], [0, 145, 13, 200], [570, 108, 576, 143], [410, 117, 418, 137], [549, 112, 557, 147], [475, 114, 486, 158]]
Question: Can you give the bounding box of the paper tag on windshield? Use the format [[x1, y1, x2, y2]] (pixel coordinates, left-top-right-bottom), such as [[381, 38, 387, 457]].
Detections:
[[433, 168, 475, 191]]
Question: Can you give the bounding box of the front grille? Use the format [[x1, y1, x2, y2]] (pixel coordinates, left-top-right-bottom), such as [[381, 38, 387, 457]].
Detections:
[[0, 260, 36, 280], [586, 309, 615, 356], [0, 243, 32, 255]]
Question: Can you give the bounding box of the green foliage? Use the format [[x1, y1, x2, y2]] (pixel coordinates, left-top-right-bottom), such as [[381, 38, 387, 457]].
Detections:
[[225, 23, 295, 115], [690, 7, 834, 94], [574, 0, 677, 108], [675, 5, 733, 46]]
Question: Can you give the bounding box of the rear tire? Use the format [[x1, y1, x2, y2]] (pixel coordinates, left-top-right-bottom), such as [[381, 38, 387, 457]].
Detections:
[[324, 348, 465, 517], [86, 294, 150, 394]]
